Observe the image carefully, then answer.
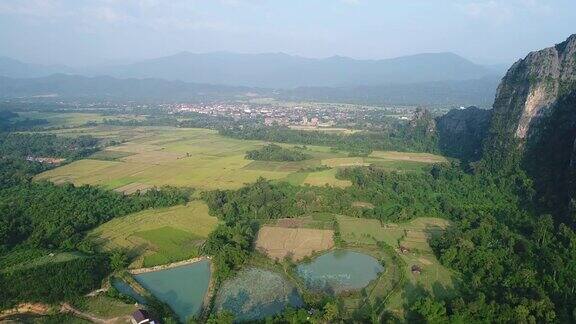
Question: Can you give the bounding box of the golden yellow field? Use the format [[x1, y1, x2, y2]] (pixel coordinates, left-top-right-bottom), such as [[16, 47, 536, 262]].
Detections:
[[255, 226, 334, 261], [36, 126, 447, 190]]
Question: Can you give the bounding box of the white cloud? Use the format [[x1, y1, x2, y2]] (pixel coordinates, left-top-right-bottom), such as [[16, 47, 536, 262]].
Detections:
[[456, 0, 555, 24], [457, 1, 514, 24]]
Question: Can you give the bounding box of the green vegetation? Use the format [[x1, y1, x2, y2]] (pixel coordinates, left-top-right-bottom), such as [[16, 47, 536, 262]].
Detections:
[[246, 143, 310, 161], [0, 132, 98, 160], [0, 253, 109, 307], [36, 126, 443, 191], [3, 107, 576, 323], [88, 201, 217, 268], [0, 180, 191, 251], [0, 110, 48, 131], [76, 295, 137, 319], [135, 226, 202, 267], [220, 111, 438, 155], [336, 216, 457, 313], [88, 150, 136, 161], [0, 131, 193, 309]]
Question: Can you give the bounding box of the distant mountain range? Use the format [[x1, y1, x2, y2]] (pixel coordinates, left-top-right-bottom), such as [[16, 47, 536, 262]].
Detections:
[[0, 57, 74, 79], [86, 51, 499, 88], [281, 76, 500, 107], [1, 52, 500, 88], [0, 51, 504, 105], [0, 73, 500, 106], [0, 74, 261, 101]]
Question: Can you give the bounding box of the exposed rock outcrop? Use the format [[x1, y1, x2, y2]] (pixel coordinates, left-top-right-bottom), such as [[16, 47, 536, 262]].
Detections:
[[436, 106, 492, 161], [487, 34, 576, 149], [484, 34, 576, 221]]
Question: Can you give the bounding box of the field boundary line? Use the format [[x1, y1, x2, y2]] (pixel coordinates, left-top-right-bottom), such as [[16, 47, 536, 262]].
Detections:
[[129, 256, 210, 274]]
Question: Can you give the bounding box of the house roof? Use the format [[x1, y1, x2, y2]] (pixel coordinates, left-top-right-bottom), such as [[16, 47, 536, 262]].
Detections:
[[132, 309, 151, 322]]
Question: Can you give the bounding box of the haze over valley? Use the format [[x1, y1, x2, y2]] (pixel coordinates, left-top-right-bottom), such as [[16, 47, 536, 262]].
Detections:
[[1, 1, 575, 323]]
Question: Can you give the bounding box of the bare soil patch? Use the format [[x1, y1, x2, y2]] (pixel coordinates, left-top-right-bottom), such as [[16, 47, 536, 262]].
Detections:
[[276, 218, 306, 228], [255, 226, 334, 261]]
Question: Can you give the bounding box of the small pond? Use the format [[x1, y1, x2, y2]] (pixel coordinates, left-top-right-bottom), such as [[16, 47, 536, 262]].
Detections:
[[133, 260, 211, 322], [111, 277, 147, 304], [296, 250, 383, 294], [214, 267, 303, 321]]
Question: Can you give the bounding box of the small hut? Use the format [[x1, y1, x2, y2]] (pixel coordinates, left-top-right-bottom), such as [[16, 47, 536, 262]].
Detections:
[[411, 265, 422, 275], [130, 309, 158, 324]]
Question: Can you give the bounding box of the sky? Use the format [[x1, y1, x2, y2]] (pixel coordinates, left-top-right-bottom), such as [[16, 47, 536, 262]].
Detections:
[[0, 0, 574, 67]]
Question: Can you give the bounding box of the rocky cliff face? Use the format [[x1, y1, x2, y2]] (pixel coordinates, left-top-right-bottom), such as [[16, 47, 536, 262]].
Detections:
[[485, 34, 576, 220], [488, 34, 576, 148], [436, 106, 491, 161]]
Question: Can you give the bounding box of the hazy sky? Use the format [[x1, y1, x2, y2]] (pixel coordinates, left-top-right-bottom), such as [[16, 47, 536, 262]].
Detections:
[[0, 0, 574, 66]]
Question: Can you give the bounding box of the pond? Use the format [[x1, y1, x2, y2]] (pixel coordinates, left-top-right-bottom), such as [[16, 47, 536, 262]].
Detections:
[[296, 250, 383, 294], [133, 260, 211, 322], [111, 277, 147, 304], [214, 268, 303, 321]]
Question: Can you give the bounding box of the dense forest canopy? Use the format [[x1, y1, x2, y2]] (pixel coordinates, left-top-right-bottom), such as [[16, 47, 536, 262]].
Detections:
[[0, 132, 98, 159], [0, 110, 48, 131], [0, 128, 193, 309]]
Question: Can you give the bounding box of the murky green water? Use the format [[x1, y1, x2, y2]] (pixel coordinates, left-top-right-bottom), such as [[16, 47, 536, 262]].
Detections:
[[133, 260, 211, 322], [214, 267, 303, 321], [297, 250, 383, 294], [111, 277, 147, 304]]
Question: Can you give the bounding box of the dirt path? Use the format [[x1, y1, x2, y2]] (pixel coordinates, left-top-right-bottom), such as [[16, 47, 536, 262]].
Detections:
[[0, 303, 51, 320], [129, 256, 209, 274], [0, 302, 129, 323], [61, 303, 129, 324]]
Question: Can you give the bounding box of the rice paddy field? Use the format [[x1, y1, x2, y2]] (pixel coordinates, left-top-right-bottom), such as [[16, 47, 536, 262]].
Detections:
[[87, 201, 218, 268], [255, 226, 334, 261], [16, 111, 144, 127], [36, 125, 446, 191], [336, 216, 458, 313], [288, 125, 361, 135]]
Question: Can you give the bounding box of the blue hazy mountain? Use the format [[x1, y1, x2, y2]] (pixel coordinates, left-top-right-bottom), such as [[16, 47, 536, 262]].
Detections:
[[88, 51, 496, 88], [0, 51, 498, 89]]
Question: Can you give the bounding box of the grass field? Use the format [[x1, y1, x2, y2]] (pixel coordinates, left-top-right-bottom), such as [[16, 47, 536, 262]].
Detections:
[[79, 295, 137, 320], [17, 111, 144, 127], [134, 226, 203, 267], [36, 126, 446, 190], [288, 125, 362, 135], [336, 216, 457, 313], [1, 251, 82, 273], [255, 226, 334, 261], [87, 201, 218, 268]]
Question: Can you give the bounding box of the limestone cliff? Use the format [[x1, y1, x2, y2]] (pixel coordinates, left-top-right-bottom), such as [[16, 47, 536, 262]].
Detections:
[[436, 106, 491, 162], [487, 34, 576, 150], [485, 34, 576, 220]]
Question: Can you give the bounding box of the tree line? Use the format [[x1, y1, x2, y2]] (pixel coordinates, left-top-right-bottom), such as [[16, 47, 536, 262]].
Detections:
[[246, 144, 310, 162]]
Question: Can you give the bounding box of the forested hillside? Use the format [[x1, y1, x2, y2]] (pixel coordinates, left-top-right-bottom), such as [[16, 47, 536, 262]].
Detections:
[[0, 131, 192, 308]]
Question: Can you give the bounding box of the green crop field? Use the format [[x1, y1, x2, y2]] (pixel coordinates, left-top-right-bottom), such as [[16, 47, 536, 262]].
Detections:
[[36, 126, 446, 190], [135, 226, 203, 267], [87, 201, 218, 268], [17, 111, 144, 127], [336, 216, 458, 314], [1, 251, 83, 273], [79, 295, 138, 319]]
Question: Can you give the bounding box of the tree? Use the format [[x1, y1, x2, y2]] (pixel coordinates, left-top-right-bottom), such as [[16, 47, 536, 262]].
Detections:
[[109, 249, 129, 271], [410, 297, 448, 323]]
